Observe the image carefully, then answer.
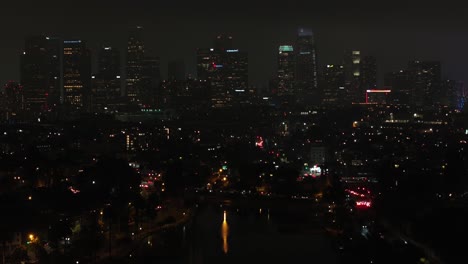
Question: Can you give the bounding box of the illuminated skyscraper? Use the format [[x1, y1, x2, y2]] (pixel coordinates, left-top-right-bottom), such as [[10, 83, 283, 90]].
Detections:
[[322, 64, 345, 105], [196, 36, 248, 108], [295, 28, 317, 97], [343, 50, 361, 103], [63, 39, 91, 111], [126, 26, 145, 104], [277, 45, 295, 96]]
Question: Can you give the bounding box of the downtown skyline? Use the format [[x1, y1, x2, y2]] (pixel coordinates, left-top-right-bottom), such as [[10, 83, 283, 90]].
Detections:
[[2, 0, 468, 87]]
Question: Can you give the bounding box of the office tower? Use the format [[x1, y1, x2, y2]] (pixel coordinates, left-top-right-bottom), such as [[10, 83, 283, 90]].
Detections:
[[20, 36, 47, 113], [92, 46, 121, 112], [440, 80, 464, 109], [196, 36, 248, 108], [224, 48, 248, 105], [361, 56, 377, 91], [63, 39, 91, 111], [407, 60, 441, 107], [140, 56, 161, 107], [384, 70, 412, 105], [20, 36, 61, 114], [343, 50, 361, 103], [295, 28, 318, 97], [126, 26, 145, 104], [277, 45, 295, 96], [3, 81, 24, 117], [168, 59, 186, 81], [322, 64, 345, 105]]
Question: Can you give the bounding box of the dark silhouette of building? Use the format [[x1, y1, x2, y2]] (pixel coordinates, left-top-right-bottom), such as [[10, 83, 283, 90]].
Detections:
[[385, 61, 441, 107], [140, 56, 161, 107], [92, 46, 122, 112], [20, 35, 61, 114], [408, 60, 441, 107], [385, 70, 412, 105], [168, 59, 186, 81], [295, 28, 318, 100], [361, 56, 377, 94]]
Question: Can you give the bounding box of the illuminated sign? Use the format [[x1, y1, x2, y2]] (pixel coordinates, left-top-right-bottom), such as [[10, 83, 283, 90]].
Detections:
[[235, 89, 245, 92], [226, 49, 239, 53], [279, 45, 293, 52], [300, 52, 311, 55], [215, 64, 223, 68], [356, 201, 371, 208], [366, 89, 391, 93], [255, 136, 264, 149], [64, 40, 81, 44], [309, 165, 322, 177]]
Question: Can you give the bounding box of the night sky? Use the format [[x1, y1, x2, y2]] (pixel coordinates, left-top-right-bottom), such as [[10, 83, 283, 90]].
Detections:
[[2, 0, 468, 88]]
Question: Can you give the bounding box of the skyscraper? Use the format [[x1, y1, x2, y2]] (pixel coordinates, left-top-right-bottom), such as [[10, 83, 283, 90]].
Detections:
[[63, 39, 91, 111], [3, 81, 24, 118], [407, 60, 441, 107], [384, 70, 412, 105], [295, 28, 318, 98], [92, 46, 121, 112], [140, 56, 161, 107], [343, 50, 361, 103], [21, 36, 48, 113], [196, 36, 248, 108], [322, 64, 345, 106], [168, 59, 186, 81], [277, 45, 295, 96], [360, 56, 377, 93], [126, 26, 145, 104]]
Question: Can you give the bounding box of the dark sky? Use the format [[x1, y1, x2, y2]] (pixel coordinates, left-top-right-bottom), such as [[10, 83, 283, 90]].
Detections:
[[2, 0, 468, 87]]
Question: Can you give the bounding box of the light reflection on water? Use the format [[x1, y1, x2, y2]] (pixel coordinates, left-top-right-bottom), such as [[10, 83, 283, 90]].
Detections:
[[221, 210, 229, 254]]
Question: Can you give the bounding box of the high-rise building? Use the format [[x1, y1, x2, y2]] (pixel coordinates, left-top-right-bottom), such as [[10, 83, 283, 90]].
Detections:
[[168, 59, 186, 81], [384, 70, 412, 105], [322, 64, 345, 105], [343, 50, 361, 103], [20, 36, 61, 114], [126, 26, 145, 104], [224, 48, 248, 105], [140, 56, 161, 107], [360, 56, 377, 93], [63, 39, 91, 111], [3, 81, 24, 118], [196, 36, 248, 108], [407, 60, 441, 107], [92, 46, 121, 112], [295, 28, 318, 98], [277, 45, 295, 96], [440, 79, 464, 109]]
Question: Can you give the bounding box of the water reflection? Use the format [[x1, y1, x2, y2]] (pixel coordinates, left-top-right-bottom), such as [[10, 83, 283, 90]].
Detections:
[[221, 210, 229, 254]]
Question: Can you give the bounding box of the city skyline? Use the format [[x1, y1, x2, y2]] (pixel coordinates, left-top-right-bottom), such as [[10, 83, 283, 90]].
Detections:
[[2, 1, 468, 87]]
